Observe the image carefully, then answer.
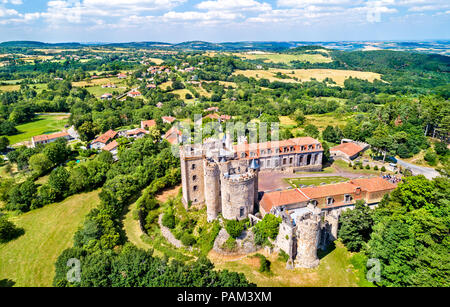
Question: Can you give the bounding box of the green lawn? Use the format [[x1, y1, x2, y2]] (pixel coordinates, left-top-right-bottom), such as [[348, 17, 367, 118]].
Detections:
[[7, 114, 69, 145], [286, 176, 348, 187], [0, 190, 100, 287], [332, 160, 391, 175], [211, 240, 372, 287]]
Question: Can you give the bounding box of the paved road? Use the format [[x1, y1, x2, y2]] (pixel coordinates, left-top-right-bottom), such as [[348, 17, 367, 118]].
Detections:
[[396, 159, 440, 180]]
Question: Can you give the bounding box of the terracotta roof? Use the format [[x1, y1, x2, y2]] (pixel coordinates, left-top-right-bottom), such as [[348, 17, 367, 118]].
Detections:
[[301, 182, 358, 199], [92, 129, 117, 145], [330, 142, 364, 157], [102, 140, 119, 152], [162, 116, 176, 123], [127, 128, 148, 136], [349, 177, 397, 193], [260, 189, 309, 213], [32, 131, 70, 143], [260, 177, 397, 212], [141, 120, 156, 128]]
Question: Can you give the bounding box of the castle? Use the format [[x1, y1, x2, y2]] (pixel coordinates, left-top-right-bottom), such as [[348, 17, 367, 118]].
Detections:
[[180, 135, 324, 222]]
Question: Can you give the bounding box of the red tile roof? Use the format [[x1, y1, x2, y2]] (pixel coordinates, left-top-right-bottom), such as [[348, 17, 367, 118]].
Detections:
[[141, 120, 156, 128], [162, 116, 176, 123], [92, 129, 117, 145], [330, 142, 364, 157], [32, 131, 70, 143], [102, 140, 119, 152], [127, 128, 148, 136], [260, 177, 397, 212]]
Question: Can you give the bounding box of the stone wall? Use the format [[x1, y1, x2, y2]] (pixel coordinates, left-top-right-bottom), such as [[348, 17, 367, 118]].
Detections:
[[221, 172, 256, 220]]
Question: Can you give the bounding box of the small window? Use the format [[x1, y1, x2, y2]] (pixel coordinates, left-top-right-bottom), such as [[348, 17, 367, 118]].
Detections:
[[345, 194, 352, 203], [267, 160, 271, 167], [191, 164, 196, 170], [192, 175, 197, 181], [193, 185, 198, 192], [240, 207, 245, 217], [327, 197, 335, 206], [241, 152, 246, 158], [260, 160, 264, 167], [227, 193, 230, 201], [268, 149, 272, 154], [289, 157, 293, 164], [283, 158, 287, 165]]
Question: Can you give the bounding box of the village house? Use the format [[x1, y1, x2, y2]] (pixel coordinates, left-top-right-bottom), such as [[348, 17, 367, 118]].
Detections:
[[330, 139, 369, 161], [163, 126, 184, 145], [102, 83, 116, 88], [117, 73, 127, 79], [101, 93, 113, 100], [90, 129, 118, 150], [31, 131, 71, 148], [162, 116, 176, 124], [141, 120, 156, 130], [101, 140, 119, 160], [127, 90, 142, 98], [123, 128, 149, 139]]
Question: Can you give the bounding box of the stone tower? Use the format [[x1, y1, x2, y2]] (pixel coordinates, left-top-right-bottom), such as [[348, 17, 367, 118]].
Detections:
[[204, 160, 221, 222], [220, 170, 257, 221], [294, 205, 322, 269], [180, 145, 205, 208]]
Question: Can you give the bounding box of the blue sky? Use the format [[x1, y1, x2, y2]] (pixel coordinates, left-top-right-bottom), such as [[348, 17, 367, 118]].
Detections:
[[0, 0, 449, 43]]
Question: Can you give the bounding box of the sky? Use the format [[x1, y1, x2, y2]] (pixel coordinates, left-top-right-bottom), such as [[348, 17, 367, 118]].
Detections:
[[0, 0, 449, 43]]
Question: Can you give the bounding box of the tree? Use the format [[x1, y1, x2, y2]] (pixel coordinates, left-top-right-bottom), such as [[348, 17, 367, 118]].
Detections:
[[0, 216, 22, 243], [225, 219, 244, 239], [29, 153, 52, 175], [253, 214, 282, 246], [0, 136, 10, 152], [48, 166, 70, 199], [338, 201, 374, 252], [304, 124, 319, 139], [290, 109, 305, 126], [43, 139, 70, 166]]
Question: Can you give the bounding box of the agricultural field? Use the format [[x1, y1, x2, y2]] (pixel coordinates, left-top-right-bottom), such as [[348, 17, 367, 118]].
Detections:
[[171, 88, 195, 103], [0, 190, 100, 287], [232, 69, 382, 86], [210, 241, 372, 287], [7, 114, 70, 145], [304, 113, 356, 131], [235, 52, 332, 64]]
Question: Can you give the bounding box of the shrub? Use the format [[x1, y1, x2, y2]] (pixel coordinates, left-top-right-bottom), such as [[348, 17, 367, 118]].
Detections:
[[253, 214, 282, 246], [278, 250, 289, 262], [374, 165, 379, 171], [424, 149, 437, 166], [353, 164, 357, 170], [255, 254, 271, 273], [348, 162, 352, 167], [359, 164, 364, 169], [162, 209, 176, 229], [0, 216, 23, 243], [225, 219, 244, 239], [181, 233, 196, 246], [381, 166, 386, 172], [365, 164, 371, 170], [223, 237, 237, 251]]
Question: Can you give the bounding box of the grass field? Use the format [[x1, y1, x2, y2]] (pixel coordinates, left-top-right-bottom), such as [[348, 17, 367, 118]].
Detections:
[[235, 52, 332, 64], [171, 88, 195, 103], [0, 190, 100, 287], [304, 113, 355, 131], [233, 69, 382, 86], [7, 114, 70, 145], [286, 176, 348, 187], [210, 240, 370, 287]]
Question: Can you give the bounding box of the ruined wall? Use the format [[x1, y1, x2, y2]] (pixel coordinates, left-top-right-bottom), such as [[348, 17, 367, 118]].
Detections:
[[294, 211, 321, 269], [180, 154, 205, 208], [275, 221, 296, 259]]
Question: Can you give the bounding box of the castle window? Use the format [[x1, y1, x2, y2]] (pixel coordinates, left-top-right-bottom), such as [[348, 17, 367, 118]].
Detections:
[[191, 164, 196, 170], [260, 160, 264, 167], [261, 150, 266, 155], [241, 152, 246, 158], [317, 144, 321, 149], [289, 157, 293, 164], [301, 146, 306, 151], [326, 197, 335, 206], [283, 158, 287, 165], [227, 193, 230, 201], [192, 175, 197, 181], [308, 145, 313, 150], [266, 160, 270, 167], [310, 199, 318, 206], [284, 147, 288, 152], [290, 146, 294, 151], [268, 149, 272, 154], [345, 194, 353, 203], [240, 207, 245, 217], [250, 152, 256, 157], [193, 185, 198, 192]]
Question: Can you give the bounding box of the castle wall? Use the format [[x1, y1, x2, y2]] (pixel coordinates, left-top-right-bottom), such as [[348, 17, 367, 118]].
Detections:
[[180, 155, 205, 208]]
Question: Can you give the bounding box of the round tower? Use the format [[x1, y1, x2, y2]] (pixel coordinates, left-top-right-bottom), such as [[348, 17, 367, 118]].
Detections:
[[220, 172, 256, 221], [294, 211, 321, 268], [204, 160, 221, 222]]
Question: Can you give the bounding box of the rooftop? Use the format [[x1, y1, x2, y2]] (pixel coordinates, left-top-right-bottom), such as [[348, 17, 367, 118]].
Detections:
[[330, 142, 364, 157], [32, 131, 70, 143]]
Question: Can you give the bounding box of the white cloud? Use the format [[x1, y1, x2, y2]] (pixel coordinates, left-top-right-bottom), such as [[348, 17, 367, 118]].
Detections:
[[197, 0, 271, 12]]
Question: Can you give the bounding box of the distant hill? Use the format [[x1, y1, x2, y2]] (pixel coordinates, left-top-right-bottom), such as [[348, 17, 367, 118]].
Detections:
[[0, 40, 448, 56]]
